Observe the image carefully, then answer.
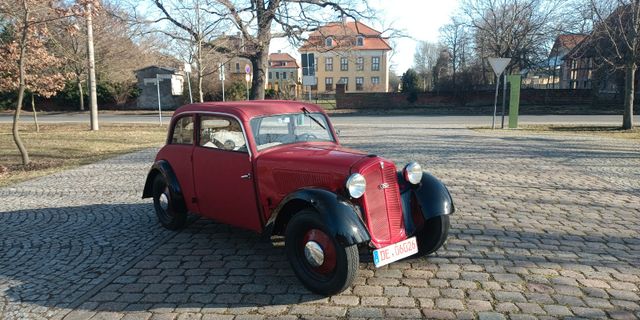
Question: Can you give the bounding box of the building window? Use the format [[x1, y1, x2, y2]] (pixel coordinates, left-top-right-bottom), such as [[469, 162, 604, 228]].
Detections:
[[325, 37, 333, 47], [235, 63, 240, 72], [339, 77, 348, 91], [372, 57, 380, 71], [325, 77, 334, 91], [291, 72, 295, 80], [268, 72, 272, 80], [276, 72, 280, 79], [325, 57, 333, 71], [356, 36, 364, 46], [356, 77, 364, 91], [356, 57, 364, 71], [340, 57, 348, 71], [371, 76, 380, 85], [282, 72, 287, 79]]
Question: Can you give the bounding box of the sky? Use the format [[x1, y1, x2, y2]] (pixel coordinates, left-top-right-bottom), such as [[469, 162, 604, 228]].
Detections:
[[270, 0, 460, 76]]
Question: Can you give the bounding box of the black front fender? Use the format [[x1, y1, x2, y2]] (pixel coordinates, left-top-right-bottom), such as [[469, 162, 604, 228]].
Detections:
[[267, 188, 371, 246], [398, 171, 455, 235], [141, 160, 187, 213]]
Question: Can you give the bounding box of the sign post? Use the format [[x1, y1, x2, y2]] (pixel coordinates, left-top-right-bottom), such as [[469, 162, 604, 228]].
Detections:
[[301, 53, 316, 101], [245, 64, 251, 100], [184, 63, 193, 104], [219, 63, 226, 101], [488, 57, 511, 129], [156, 74, 162, 126]]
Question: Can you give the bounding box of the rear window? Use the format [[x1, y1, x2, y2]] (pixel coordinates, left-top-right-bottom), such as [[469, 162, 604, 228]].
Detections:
[[171, 116, 194, 145]]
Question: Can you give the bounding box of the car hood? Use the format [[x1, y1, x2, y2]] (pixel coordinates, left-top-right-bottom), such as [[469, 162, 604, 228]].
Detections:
[[255, 143, 372, 200], [257, 143, 370, 173]]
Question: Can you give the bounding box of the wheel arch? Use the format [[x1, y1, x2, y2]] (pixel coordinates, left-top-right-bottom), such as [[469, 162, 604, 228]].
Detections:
[[267, 188, 370, 246], [142, 160, 187, 214], [398, 171, 455, 235]]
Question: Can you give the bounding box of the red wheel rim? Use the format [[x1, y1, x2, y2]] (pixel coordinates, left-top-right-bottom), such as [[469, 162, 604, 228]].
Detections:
[[302, 229, 337, 274]]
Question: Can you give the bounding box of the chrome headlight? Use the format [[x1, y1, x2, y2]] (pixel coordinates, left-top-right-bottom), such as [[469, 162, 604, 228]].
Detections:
[[346, 173, 366, 198], [403, 162, 423, 185]]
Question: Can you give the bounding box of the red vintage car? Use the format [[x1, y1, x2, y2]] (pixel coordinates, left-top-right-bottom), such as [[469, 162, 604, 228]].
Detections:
[[142, 101, 454, 295]]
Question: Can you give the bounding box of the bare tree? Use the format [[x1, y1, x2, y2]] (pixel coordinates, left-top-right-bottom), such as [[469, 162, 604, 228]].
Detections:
[[440, 17, 471, 87], [461, 0, 564, 73], [413, 41, 440, 91], [146, 0, 373, 100], [587, 1, 638, 129]]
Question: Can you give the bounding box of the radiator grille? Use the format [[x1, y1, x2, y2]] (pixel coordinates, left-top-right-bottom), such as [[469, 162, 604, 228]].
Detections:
[[360, 161, 405, 248]]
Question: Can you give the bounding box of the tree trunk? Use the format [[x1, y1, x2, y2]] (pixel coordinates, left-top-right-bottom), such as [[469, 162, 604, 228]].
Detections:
[[250, 49, 268, 100], [31, 94, 39, 133], [86, 3, 99, 131], [13, 0, 30, 166], [623, 61, 636, 130], [77, 77, 84, 111], [196, 38, 204, 103]]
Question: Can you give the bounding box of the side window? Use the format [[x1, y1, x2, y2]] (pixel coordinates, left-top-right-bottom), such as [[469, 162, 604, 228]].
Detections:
[[199, 115, 247, 153], [171, 116, 194, 145]]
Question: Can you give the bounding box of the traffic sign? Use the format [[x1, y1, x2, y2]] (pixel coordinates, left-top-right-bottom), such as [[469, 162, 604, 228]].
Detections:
[[488, 58, 511, 76]]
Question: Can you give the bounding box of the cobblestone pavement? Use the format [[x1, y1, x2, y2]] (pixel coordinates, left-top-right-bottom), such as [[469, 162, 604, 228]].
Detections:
[[1, 121, 639, 320]]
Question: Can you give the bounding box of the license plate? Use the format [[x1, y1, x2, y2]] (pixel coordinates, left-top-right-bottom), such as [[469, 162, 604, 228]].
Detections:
[[372, 237, 418, 268]]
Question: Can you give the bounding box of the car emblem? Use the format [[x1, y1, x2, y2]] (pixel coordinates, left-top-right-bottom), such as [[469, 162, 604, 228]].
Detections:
[[378, 183, 390, 190]]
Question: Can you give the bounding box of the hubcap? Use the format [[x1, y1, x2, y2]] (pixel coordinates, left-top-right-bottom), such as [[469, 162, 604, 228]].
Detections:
[[304, 241, 324, 267], [159, 192, 169, 211], [302, 229, 337, 274]]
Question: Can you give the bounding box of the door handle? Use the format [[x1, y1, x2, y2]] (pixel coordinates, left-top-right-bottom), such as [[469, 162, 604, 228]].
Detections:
[[240, 173, 252, 180]]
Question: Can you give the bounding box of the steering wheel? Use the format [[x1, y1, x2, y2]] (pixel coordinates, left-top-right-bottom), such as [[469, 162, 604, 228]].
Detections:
[[297, 133, 318, 141], [223, 139, 236, 150]]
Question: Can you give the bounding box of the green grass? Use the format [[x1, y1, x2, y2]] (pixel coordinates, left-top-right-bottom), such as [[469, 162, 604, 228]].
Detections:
[[0, 123, 167, 187], [474, 125, 640, 140]]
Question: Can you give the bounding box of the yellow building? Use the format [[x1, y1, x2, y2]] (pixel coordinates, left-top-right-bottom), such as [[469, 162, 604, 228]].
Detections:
[[299, 20, 392, 93]]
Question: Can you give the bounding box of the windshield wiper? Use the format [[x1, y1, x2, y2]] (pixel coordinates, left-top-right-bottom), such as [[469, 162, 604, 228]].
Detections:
[[301, 107, 327, 130]]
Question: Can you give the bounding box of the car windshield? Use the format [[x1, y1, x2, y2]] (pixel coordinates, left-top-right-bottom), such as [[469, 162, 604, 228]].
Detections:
[[250, 112, 335, 151]]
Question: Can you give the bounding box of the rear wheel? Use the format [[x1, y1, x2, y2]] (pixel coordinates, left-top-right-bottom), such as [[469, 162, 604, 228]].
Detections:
[[415, 215, 450, 256], [152, 174, 187, 230], [285, 210, 359, 296]]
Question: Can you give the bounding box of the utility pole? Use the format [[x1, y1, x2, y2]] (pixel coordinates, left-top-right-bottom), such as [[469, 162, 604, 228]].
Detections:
[[86, 3, 99, 131]]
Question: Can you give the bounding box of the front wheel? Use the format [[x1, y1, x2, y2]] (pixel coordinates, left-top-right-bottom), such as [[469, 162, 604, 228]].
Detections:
[[152, 174, 187, 230], [285, 210, 359, 296], [415, 215, 450, 256]]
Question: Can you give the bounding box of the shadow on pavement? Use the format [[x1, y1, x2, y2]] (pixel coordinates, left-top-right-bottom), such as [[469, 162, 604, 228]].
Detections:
[[1, 202, 639, 313]]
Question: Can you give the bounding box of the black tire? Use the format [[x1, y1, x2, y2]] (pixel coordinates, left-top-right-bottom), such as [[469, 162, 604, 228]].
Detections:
[[285, 210, 359, 296], [415, 215, 450, 256], [152, 174, 187, 230]]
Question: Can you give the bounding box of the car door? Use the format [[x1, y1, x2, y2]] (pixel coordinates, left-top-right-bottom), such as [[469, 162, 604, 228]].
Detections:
[[161, 114, 198, 213], [192, 114, 262, 232]]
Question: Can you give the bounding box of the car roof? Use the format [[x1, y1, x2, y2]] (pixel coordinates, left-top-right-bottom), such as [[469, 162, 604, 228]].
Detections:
[[173, 100, 327, 120]]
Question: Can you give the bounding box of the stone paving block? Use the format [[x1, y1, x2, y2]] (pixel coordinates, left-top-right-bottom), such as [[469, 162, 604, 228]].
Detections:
[[421, 309, 456, 319], [2, 124, 640, 320], [348, 307, 384, 318], [477, 312, 507, 320], [467, 299, 493, 312]]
